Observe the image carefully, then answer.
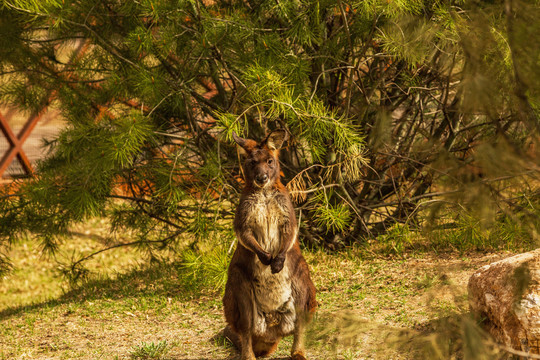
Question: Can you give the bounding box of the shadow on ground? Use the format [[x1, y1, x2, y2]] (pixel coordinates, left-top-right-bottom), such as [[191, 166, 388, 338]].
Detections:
[[0, 260, 211, 321]]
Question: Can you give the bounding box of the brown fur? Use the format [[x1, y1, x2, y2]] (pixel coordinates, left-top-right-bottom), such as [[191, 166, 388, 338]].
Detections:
[[223, 130, 317, 360]]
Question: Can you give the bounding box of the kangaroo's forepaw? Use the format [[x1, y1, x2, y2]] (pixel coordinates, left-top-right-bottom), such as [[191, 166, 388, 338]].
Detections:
[[270, 254, 285, 273], [291, 351, 307, 360]]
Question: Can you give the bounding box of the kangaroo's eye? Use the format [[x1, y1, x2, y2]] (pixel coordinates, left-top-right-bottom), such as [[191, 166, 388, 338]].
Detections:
[[267, 158, 274, 165]]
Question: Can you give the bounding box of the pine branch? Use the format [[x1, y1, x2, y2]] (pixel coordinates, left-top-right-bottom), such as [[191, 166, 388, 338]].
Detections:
[[68, 230, 184, 277]]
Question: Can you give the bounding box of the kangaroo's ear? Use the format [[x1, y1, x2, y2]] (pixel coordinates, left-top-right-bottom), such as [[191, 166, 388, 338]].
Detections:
[[232, 131, 257, 152], [264, 129, 289, 150]]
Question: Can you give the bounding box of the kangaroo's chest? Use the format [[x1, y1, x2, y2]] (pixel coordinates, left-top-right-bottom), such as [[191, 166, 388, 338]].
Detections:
[[245, 192, 288, 255]]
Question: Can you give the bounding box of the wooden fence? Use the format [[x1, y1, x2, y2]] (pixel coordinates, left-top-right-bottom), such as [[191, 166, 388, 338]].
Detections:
[[0, 105, 64, 179], [0, 40, 89, 180]]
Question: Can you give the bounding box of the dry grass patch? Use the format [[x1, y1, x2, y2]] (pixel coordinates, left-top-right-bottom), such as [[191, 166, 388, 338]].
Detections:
[[0, 226, 518, 359]]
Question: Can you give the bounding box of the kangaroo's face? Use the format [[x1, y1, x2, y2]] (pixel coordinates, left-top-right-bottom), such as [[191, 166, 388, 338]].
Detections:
[[232, 130, 289, 189], [244, 147, 278, 188]]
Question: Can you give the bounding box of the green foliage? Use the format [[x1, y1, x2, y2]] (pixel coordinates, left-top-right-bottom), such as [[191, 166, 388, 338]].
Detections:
[[0, 252, 11, 276], [311, 190, 353, 234], [376, 223, 415, 256], [430, 197, 539, 252], [179, 232, 233, 291], [313, 203, 352, 235], [130, 340, 169, 360], [0, 0, 537, 273]]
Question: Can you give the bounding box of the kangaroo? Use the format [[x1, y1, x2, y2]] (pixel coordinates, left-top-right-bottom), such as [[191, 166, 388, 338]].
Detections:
[[223, 129, 317, 360]]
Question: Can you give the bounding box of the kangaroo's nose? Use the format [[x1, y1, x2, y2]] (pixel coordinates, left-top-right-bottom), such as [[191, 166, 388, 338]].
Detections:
[[256, 174, 268, 183]]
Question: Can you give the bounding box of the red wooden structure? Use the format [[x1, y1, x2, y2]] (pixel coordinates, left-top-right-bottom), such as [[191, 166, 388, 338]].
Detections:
[[0, 41, 88, 179], [0, 37, 223, 180], [0, 107, 48, 178]]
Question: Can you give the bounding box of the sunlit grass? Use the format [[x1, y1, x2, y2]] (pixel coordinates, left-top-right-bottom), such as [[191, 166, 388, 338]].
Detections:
[[0, 215, 525, 359]]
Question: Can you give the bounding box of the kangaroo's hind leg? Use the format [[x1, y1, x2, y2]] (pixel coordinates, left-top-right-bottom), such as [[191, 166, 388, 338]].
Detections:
[[223, 325, 241, 349], [223, 265, 257, 360]]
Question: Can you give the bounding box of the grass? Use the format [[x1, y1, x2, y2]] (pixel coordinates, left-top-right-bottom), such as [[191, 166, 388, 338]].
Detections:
[[130, 340, 170, 360], [0, 216, 534, 359]]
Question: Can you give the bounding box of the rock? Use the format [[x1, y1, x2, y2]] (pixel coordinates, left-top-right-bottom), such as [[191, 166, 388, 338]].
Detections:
[[468, 249, 540, 354]]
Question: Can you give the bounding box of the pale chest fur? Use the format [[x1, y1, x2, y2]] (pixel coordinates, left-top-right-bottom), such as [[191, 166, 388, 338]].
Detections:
[[243, 190, 289, 256]]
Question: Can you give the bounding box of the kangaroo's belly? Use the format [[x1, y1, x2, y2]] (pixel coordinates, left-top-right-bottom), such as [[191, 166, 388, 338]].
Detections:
[[252, 262, 296, 337], [253, 262, 291, 311]]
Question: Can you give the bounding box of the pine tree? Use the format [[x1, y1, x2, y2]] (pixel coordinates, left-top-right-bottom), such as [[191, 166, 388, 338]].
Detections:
[[0, 0, 537, 275]]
